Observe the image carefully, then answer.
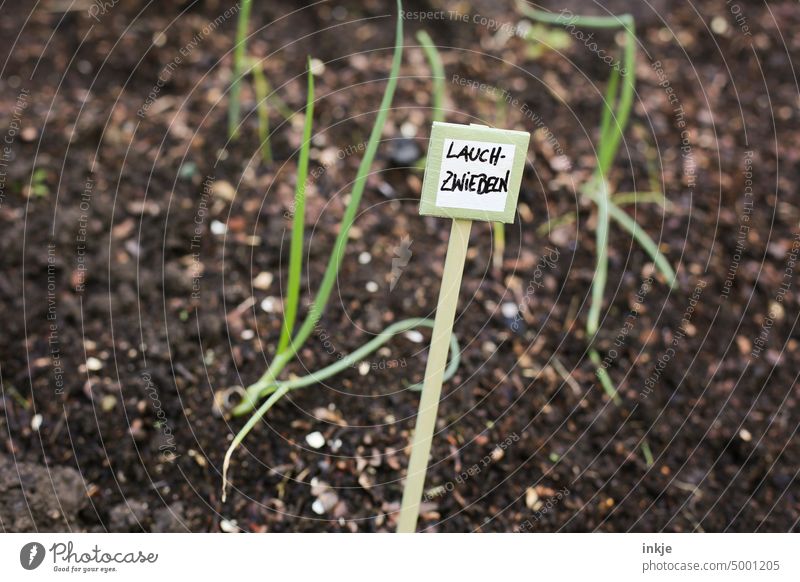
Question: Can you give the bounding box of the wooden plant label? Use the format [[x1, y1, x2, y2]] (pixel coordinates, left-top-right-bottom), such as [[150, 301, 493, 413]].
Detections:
[[398, 122, 530, 533], [420, 122, 530, 223]]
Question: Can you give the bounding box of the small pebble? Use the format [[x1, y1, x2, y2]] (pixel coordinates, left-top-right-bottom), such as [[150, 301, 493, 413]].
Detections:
[[188, 449, 207, 467], [21, 127, 38, 142], [482, 341, 498, 354], [769, 300, 785, 321], [365, 281, 378, 293], [501, 302, 519, 318], [101, 394, 117, 412], [252, 271, 273, 290], [400, 122, 417, 138], [358, 252, 372, 265], [241, 329, 255, 340], [549, 155, 572, 172], [86, 357, 103, 371], [358, 362, 370, 376], [179, 162, 197, 179], [31, 414, 43, 431], [377, 182, 396, 198], [735, 335, 751, 354], [309, 58, 325, 76], [311, 491, 338, 514], [710, 16, 728, 35], [388, 138, 421, 166], [220, 519, 239, 533], [525, 487, 541, 510], [404, 330, 424, 343], [305, 431, 325, 449], [210, 220, 227, 235], [260, 297, 277, 313], [212, 180, 236, 202]]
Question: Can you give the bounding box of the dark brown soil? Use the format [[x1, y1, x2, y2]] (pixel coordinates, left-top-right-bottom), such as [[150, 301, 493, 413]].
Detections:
[[0, 0, 798, 532]]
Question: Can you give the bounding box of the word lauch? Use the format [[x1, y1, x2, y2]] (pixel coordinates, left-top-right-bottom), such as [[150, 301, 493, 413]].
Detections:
[[445, 141, 507, 165]]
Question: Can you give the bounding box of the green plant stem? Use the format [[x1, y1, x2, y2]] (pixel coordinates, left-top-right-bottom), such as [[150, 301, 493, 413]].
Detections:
[[590, 25, 635, 341], [598, 67, 621, 150], [521, 5, 638, 340], [234, 0, 404, 416], [641, 440, 654, 466], [518, 3, 637, 182], [589, 348, 621, 404], [223, 317, 461, 498], [612, 191, 671, 209], [521, 6, 672, 442], [583, 188, 677, 288], [587, 177, 609, 338], [277, 61, 314, 355], [539, 194, 668, 236], [249, 60, 273, 164], [222, 383, 288, 502], [228, 0, 253, 139], [597, 24, 636, 176], [537, 209, 579, 235], [251, 317, 460, 403], [416, 30, 445, 122], [277, 5, 402, 364], [517, 2, 634, 30]]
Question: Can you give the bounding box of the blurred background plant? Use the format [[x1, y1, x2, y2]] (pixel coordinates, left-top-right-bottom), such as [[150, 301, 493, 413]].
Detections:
[[517, 2, 678, 462], [227, 0, 293, 162]]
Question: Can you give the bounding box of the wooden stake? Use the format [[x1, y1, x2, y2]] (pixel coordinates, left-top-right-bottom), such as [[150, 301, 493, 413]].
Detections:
[[401, 121, 529, 532], [397, 217, 472, 533]]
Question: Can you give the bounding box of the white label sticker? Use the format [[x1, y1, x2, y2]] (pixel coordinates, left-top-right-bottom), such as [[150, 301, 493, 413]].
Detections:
[[434, 139, 516, 212]]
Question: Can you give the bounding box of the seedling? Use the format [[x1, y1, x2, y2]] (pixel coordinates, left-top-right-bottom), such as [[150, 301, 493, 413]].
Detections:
[[228, 0, 252, 139], [249, 58, 273, 164], [246, 59, 294, 162], [525, 23, 572, 60], [221, 1, 465, 500], [517, 3, 678, 462], [228, 3, 292, 159], [416, 30, 444, 123], [28, 168, 50, 198]]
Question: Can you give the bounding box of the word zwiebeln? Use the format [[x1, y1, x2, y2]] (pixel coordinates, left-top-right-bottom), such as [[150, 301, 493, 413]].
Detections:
[[440, 170, 509, 195]]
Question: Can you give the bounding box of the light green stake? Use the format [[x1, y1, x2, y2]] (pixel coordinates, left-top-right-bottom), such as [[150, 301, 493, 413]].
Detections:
[[397, 122, 530, 532]]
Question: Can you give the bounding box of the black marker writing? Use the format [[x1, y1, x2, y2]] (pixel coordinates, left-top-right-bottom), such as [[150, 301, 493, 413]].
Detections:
[[440, 170, 509, 195], [446, 142, 506, 166]]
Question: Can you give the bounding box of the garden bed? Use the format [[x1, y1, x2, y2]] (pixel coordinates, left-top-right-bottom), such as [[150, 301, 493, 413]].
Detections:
[[0, 0, 798, 532]]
